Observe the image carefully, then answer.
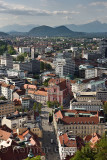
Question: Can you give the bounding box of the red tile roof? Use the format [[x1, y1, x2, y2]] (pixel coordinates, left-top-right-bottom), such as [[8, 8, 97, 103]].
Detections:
[[54, 110, 63, 122], [59, 133, 77, 147], [82, 77, 99, 83], [0, 129, 11, 141], [61, 116, 99, 124]]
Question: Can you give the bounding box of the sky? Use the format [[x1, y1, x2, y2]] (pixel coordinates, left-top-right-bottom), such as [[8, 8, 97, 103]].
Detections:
[[0, 0, 107, 27]]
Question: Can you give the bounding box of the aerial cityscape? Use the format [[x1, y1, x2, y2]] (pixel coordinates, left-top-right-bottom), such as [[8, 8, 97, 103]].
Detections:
[[0, 0, 107, 160]]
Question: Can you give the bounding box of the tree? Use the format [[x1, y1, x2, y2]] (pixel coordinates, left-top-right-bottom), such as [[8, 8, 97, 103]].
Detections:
[[7, 45, 16, 55], [33, 102, 38, 111], [95, 135, 107, 160], [0, 96, 7, 100], [43, 78, 50, 87], [60, 105, 63, 110], [40, 61, 44, 71], [103, 102, 107, 114], [71, 143, 95, 160], [25, 155, 41, 160], [38, 103, 42, 114], [17, 54, 24, 62], [47, 101, 52, 108]]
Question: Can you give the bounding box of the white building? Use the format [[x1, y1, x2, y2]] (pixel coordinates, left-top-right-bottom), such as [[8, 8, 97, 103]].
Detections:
[[7, 69, 25, 79], [72, 79, 106, 93], [53, 58, 75, 77], [19, 47, 31, 54], [58, 133, 77, 160], [45, 46, 53, 53], [20, 95, 31, 109], [0, 82, 15, 100], [2, 114, 27, 129], [70, 47, 78, 52]]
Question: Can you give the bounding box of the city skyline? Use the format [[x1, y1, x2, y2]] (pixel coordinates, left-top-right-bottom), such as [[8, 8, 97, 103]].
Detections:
[[0, 0, 107, 27]]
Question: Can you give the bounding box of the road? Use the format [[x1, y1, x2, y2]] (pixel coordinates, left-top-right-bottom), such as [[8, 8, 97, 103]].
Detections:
[[41, 106, 60, 160]]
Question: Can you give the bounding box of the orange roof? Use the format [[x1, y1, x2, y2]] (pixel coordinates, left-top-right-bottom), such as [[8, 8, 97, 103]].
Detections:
[[28, 90, 47, 96], [23, 84, 37, 90], [34, 90, 47, 96], [59, 133, 77, 147], [84, 133, 101, 148], [71, 80, 76, 84], [55, 110, 63, 122], [18, 135, 24, 140], [48, 78, 65, 85], [0, 129, 11, 141], [22, 130, 29, 137]]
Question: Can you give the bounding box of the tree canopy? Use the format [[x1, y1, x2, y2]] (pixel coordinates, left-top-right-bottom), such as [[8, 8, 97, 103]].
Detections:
[[71, 135, 107, 160]]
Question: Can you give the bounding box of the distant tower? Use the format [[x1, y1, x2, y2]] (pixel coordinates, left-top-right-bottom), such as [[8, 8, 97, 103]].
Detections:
[[100, 39, 107, 58]]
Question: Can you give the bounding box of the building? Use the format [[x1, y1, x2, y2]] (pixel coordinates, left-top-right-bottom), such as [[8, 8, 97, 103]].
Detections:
[[13, 89, 26, 100], [0, 53, 13, 69], [70, 100, 103, 111], [53, 109, 105, 138], [72, 78, 106, 93], [1, 111, 36, 129], [82, 50, 102, 60], [0, 82, 15, 100], [95, 67, 107, 77], [58, 133, 77, 160], [58, 132, 84, 160], [79, 65, 96, 79], [45, 46, 53, 53], [19, 47, 31, 54], [0, 76, 24, 88], [20, 95, 32, 109], [2, 113, 28, 129], [99, 39, 107, 58], [28, 90, 48, 105], [96, 89, 107, 101], [53, 53, 75, 77], [0, 126, 45, 160], [0, 101, 15, 119], [48, 80, 72, 107], [13, 59, 40, 73], [7, 69, 25, 79], [75, 90, 97, 101], [84, 132, 101, 148]]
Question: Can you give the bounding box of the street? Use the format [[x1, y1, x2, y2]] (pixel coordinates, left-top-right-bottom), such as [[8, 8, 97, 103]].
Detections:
[[41, 106, 60, 160]]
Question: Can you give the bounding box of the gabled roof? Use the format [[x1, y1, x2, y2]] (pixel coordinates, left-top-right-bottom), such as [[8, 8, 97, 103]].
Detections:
[[59, 133, 77, 147], [15, 89, 26, 96], [61, 116, 99, 125], [0, 129, 12, 141]]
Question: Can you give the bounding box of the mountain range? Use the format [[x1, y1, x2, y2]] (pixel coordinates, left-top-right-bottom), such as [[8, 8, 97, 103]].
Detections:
[[28, 25, 84, 37], [65, 21, 107, 33], [0, 21, 107, 33], [0, 32, 8, 37], [0, 24, 38, 33]]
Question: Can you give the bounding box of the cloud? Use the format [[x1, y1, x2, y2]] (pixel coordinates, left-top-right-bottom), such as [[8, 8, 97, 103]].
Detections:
[[0, 0, 79, 16], [77, 4, 87, 9], [90, 2, 107, 7], [63, 16, 72, 21]]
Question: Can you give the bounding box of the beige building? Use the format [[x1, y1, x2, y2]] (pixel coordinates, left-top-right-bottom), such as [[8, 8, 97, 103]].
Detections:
[[96, 90, 107, 101], [17, 125, 43, 138], [0, 101, 15, 119], [53, 110, 105, 138], [75, 91, 97, 101], [70, 100, 103, 111], [28, 90, 48, 105]]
